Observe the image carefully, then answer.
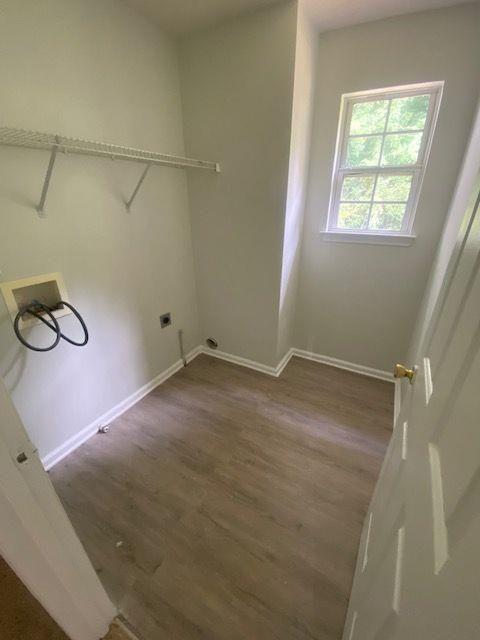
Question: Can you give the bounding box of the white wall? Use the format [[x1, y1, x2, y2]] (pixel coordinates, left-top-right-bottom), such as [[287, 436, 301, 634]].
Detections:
[[0, 0, 201, 459], [277, 1, 317, 361], [408, 95, 480, 363], [295, 3, 480, 372], [180, 1, 297, 367], [2, 0, 478, 465]]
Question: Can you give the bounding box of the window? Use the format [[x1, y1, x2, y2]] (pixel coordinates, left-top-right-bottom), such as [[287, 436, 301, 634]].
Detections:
[[325, 82, 443, 244]]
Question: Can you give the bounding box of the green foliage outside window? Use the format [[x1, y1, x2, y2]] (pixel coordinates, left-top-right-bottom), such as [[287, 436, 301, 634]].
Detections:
[[335, 92, 431, 232]]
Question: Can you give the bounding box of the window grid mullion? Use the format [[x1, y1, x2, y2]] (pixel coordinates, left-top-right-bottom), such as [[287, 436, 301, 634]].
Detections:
[[340, 200, 409, 205], [378, 99, 392, 169], [338, 165, 422, 174], [348, 128, 424, 139], [365, 174, 379, 229], [365, 100, 392, 230]]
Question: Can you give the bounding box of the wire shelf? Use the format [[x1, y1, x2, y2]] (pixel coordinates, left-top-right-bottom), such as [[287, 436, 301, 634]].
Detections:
[[0, 126, 220, 215], [0, 127, 219, 171]]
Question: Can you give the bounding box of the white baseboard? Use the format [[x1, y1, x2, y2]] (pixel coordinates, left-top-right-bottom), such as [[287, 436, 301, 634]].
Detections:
[[198, 347, 396, 432], [291, 348, 393, 383], [275, 347, 295, 376], [200, 346, 294, 378], [292, 348, 396, 430], [41, 345, 203, 470], [43, 344, 395, 470], [200, 346, 393, 383]]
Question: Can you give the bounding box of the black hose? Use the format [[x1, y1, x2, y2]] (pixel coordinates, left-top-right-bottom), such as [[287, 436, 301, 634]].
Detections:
[[27, 301, 89, 346], [14, 302, 61, 352], [14, 300, 89, 352]]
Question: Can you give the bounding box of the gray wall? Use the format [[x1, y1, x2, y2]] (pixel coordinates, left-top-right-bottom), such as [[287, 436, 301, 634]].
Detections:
[[0, 0, 201, 458], [180, 2, 297, 367], [295, 3, 480, 372]]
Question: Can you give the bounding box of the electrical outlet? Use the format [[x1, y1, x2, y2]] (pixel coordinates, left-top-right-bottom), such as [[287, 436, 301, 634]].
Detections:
[[160, 312, 171, 328]]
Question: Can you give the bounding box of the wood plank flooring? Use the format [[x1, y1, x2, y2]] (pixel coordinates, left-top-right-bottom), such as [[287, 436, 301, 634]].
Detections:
[[50, 355, 393, 640]]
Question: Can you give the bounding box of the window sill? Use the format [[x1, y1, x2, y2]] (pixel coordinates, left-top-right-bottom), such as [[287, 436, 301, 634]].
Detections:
[[320, 231, 416, 246]]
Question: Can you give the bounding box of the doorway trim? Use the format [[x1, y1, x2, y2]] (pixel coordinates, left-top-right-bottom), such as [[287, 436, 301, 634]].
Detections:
[[0, 377, 116, 640]]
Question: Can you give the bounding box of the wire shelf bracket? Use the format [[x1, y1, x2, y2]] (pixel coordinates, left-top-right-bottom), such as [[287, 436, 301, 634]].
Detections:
[[36, 135, 60, 217], [126, 163, 151, 212], [0, 127, 221, 217]]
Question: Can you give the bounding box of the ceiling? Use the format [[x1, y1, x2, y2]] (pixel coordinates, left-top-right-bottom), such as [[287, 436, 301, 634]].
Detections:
[[127, 0, 469, 36], [127, 0, 280, 36], [303, 0, 469, 33]]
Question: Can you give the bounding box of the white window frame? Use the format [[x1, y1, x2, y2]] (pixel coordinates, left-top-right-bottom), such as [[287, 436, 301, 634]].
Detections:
[[323, 81, 444, 246]]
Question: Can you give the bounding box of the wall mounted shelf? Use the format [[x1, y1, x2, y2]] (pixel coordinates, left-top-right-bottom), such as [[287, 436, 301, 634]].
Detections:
[[0, 127, 220, 216]]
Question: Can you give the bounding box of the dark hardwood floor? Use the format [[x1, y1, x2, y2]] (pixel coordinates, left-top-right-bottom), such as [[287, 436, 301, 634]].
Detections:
[[0, 555, 69, 640], [50, 354, 393, 640]]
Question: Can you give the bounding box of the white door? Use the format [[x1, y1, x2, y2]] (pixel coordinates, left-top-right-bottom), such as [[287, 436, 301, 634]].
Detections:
[[0, 377, 115, 640], [343, 173, 480, 640]]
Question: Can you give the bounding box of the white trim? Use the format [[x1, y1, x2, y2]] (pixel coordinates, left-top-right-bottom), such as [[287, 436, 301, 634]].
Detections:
[[202, 346, 394, 382], [340, 81, 446, 99], [321, 231, 415, 246], [200, 346, 294, 378], [0, 271, 71, 327], [394, 378, 402, 428], [325, 81, 444, 237], [291, 348, 393, 382], [276, 348, 295, 376], [0, 379, 116, 640], [361, 512, 373, 572], [41, 345, 203, 470], [423, 356, 433, 405]]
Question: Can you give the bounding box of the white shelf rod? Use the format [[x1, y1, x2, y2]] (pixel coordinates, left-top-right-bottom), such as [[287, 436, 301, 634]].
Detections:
[[0, 127, 220, 216]]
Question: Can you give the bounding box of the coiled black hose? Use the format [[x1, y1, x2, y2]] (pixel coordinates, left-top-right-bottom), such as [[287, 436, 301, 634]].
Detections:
[[14, 300, 89, 352]]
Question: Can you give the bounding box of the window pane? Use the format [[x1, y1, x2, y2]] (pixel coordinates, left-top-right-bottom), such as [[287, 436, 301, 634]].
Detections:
[[346, 136, 382, 167], [350, 100, 389, 134], [338, 203, 370, 229], [387, 94, 430, 131], [381, 133, 422, 166], [369, 203, 405, 231], [341, 174, 375, 201], [374, 174, 413, 201]]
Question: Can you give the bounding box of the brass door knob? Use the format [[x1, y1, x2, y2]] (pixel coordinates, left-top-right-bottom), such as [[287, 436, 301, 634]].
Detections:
[[394, 363, 416, 383]]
